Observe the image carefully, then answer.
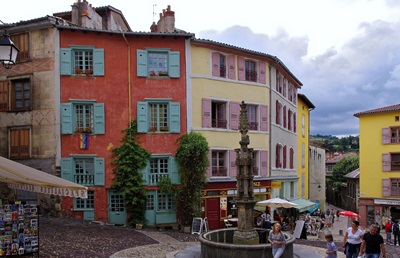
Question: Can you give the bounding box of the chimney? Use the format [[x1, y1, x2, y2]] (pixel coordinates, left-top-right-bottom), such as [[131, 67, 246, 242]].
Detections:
[[156, 5, 175, 33], [150, 22, 158, 32]]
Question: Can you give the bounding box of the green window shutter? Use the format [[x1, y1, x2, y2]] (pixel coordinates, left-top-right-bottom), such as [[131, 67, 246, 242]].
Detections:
[[93, 103, 105, 134], [140, 161, 149, 185], [94, 158, 105, 186], [169, 102, 180, 133], [93, 48, 105, 76], [60, 48, 72, 75], [137, 102, 148, 132], [137, 49, 148, 77], [169, 157, 180, 184], [168, 51, 180, 78], [61, 158, 74, 182], [61, 102, 73, 134]]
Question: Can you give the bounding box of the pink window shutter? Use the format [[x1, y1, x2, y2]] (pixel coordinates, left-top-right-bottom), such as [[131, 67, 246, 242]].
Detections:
[[238, 57, 245, 81], [202, 98, 212, 128], [283, 146, 287, 169], [259, 61, 266, 84], [229, 102, 240, 130], [276, 101, 280, 125], [229, 150, 237, 178], [260, 150, 268, 176], [382, 153, 391, 171], [294, 113, 297, 133], [276, 145, 280, 168], [290, 148, 294, 169], [276, 72, 279, 91], [283, 106, 287, 128], [260, 105, 268, 132], [382, 179, 391, 197], [382, 128, 391, 144], [211, 52, 220, 77], [228, 55, 236, 80]]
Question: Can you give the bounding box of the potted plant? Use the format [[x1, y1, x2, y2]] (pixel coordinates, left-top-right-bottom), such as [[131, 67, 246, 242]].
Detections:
[[85, 68, 93, 76], [160, 125, 169, 132], [74, 67, 83, 74], [158, 70, 168, 76]]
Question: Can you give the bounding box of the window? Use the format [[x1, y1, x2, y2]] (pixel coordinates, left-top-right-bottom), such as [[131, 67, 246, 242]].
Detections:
[[61, 101, 105, 134], [12, 79, 31, 111], [74, 191, 94, 210], [142, 156, 179, 185], [246, 105, 258, 130], [392, 127, 400, 143], [383, 178, 400, 197], [9, 128, 30, 159], [75, 158, 95, 185], [288, 109, 292, 131], [212, 102, 227, 129], [0, 81, 8, 111], [391, 179, 400, 196], [302, 115, 305, 137], [283, 145, 287, 169], [302, 143, 305, 168], [61, 157, 105, 186], [212, 150, 227, 176], [149, 157, 169, 184], [137, 49, 180, 78], [392, 153, 400, 171], [158, 193, 174, 210], [245, 60, 257, 82], [60, 47, 104, 76], [276, 71, 282, 93], [253, 151, 259, 176], [137, 100, 180, 133], [10, 33, 30, 62]]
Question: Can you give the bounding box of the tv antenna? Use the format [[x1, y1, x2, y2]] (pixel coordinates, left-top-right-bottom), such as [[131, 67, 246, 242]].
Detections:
[[153, 4, 157, 22]]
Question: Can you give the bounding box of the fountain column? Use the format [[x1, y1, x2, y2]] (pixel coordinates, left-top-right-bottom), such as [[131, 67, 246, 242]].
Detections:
[[232, 101, 259, 244]]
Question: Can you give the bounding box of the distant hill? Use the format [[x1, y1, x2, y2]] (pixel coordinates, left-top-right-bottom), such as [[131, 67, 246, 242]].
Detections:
[[310, 135, 359, 153]]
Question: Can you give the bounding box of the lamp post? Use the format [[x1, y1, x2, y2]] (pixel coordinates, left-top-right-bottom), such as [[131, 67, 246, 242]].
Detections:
[[0, 20, 20, 69]]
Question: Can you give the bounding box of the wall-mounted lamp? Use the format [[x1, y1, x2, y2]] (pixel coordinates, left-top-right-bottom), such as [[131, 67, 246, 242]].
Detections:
[[0, 21, 20, 69], [318, 184, 321, 191]]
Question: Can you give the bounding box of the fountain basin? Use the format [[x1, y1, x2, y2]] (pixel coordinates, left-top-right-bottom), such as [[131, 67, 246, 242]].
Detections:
[[199, 228, 295, 258]]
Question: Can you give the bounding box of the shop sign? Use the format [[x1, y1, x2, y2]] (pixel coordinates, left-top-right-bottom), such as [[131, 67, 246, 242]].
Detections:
[[374, 198, 400, 206], [271, 182, 281, 189]]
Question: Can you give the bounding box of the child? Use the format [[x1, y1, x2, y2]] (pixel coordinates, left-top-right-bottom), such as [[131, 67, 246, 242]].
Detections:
[[325, 233, 337, 258]]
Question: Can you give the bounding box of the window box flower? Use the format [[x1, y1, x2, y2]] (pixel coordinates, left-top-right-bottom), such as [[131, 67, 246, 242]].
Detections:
[[74, 67, 83, 74], [160, 126, 169, 132], [158, 70, 168, 76], [75, 127, 93, 134], [85, 68, 93, 76]]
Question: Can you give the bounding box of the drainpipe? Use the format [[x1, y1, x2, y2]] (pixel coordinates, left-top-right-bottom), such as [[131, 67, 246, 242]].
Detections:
[[121, 32, 132, 122], [268, 64, 272, 180]]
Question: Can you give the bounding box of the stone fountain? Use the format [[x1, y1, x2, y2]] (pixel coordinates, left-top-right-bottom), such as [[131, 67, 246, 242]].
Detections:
[[199, 101, 295, 258]]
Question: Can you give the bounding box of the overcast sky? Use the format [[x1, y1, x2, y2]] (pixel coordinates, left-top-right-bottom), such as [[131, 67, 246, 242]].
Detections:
[[2, 0, 400, 137]]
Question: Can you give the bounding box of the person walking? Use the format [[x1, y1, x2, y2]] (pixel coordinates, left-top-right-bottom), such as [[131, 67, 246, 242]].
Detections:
[[342, 220, 363, 258], [268, 223, 286, 258], [375, 211, 381, 228], [384, 219, 392, 245], [359, 224, 386, 258], [325, 233, 337, 258], [393, 220, 400, 246]]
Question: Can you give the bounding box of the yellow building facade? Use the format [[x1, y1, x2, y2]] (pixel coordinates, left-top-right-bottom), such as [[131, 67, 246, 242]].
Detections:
[[355, 104, 400, 227]]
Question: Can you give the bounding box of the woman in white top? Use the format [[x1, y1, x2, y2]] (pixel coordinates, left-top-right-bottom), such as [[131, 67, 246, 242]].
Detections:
[[342, 220, 364, 258]]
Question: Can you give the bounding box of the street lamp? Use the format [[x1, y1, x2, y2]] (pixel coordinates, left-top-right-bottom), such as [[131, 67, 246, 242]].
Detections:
[[0, 21, 20, 69]]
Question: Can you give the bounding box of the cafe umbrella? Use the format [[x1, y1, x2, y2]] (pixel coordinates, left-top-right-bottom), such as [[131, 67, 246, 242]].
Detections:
[[256, 197, 298, 209]]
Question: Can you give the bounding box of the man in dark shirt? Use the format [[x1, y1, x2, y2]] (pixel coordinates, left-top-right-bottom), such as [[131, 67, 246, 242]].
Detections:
[[359, 224, 386, 258]]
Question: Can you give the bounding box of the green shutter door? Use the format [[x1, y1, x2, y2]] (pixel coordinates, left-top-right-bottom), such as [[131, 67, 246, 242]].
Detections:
[[93, 103, 105, 134], [60, 48, 72, 75], [94, 158, 105, 186], [169, 102, 180, 133], [168, 51, 180, 78], [61, 158, 74, 182], [93, 48, 105, 76], [137, 50, 148, 77], [137, 102, 148, 132], [169, 157, 179, 184], [61, 103, 73, 134]]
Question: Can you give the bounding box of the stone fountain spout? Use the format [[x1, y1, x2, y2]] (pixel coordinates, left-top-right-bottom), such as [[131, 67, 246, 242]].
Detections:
[[232, 101, 258, 244]]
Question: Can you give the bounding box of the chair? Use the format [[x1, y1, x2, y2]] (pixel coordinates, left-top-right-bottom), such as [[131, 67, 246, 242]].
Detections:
[[224, 219, 233, 228]]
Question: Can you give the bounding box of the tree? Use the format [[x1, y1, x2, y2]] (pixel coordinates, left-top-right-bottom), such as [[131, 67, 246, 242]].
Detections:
[[110, 120, 151, 226], [175, 132, 209, 227], [332, 156, 359, 190]]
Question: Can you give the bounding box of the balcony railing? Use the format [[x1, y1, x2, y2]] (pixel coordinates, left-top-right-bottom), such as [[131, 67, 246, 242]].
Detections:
[[212, 119, 227, 129], [212, 167, 227, 177], [245, 70, 257, 82], [75, 174, 94, 186], [148, 174, 169, 185]]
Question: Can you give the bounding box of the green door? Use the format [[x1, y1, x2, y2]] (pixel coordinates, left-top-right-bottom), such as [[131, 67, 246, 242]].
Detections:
[[145, 191, 156, 225], [108, 191, 126, 225]]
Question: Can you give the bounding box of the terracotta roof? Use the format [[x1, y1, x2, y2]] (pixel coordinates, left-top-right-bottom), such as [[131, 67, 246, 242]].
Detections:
[[326, 152, 358, 163], [354, 104, 400, 117]]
